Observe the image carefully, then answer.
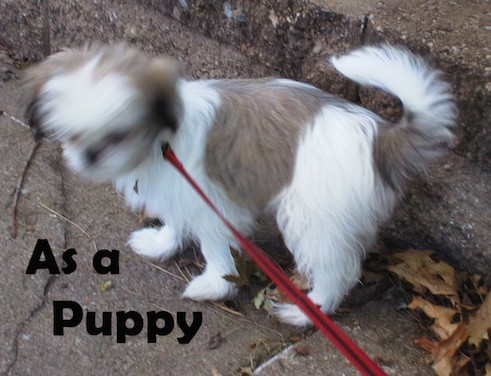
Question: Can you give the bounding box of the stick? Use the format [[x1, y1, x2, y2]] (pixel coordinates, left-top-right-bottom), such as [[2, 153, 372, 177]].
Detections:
[[10, 141, 41, 238]]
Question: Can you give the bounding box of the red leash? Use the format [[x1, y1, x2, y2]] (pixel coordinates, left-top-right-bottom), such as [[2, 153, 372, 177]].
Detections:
[[162, 144, 387, 376]]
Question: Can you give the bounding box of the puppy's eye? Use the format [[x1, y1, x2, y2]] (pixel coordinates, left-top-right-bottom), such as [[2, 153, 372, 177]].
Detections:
[[69, 133, 82, 143], [106, 132, 127, 145], [85, 147, 100, 165]]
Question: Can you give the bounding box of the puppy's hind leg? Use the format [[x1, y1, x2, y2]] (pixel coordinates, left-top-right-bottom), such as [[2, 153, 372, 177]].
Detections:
[[274, 200, 371, 326]]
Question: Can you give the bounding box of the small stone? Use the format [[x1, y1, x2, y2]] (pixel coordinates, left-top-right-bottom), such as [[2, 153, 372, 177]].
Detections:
[[99, 280, 113, 292], [312, 41, 322, 54]]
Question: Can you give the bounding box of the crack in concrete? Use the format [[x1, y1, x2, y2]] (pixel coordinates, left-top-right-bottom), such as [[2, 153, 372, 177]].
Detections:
[[57, 148, 70, 250], [4, 137, 67, 376], [4, 274, 58, 376], [360, 13, 371, 45], [40, 0, 51, 57]]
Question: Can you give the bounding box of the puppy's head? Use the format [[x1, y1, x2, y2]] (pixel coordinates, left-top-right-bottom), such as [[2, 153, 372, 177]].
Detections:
[[24, 43, 181, 181]]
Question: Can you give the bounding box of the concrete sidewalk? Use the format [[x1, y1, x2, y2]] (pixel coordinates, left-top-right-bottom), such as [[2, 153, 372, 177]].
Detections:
[[1, 0, 488, 375]]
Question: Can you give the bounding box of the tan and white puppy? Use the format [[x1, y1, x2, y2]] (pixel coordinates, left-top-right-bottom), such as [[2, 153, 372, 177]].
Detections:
[[24, 43, 456, 326]]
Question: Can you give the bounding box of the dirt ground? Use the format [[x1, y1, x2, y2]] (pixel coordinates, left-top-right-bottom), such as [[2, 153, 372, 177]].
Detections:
[[0, 0, 489, 375]]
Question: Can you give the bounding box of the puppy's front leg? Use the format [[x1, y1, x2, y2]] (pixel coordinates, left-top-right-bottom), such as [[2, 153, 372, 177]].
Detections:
[[182, 237, 238, 301], [128, 225, 180, 260]]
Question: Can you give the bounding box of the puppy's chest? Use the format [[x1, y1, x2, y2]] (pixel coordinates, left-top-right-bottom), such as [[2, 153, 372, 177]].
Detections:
[[116, 159, 196, 223]]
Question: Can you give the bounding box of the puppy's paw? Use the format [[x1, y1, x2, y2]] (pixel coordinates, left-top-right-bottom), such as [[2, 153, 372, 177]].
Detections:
[[128, 227, 179, 260], [182, 270, 238, 301], [273, 302, 313, 327]]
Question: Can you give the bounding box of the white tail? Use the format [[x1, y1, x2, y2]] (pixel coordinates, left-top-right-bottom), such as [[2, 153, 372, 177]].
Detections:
[[331, 45, 456, 142]]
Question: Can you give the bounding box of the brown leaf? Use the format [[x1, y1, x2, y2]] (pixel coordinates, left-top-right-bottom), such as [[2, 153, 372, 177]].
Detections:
[[208, 332, 224, 350], [408, 296, 460, 340], [415, 326, 469, 376], [467, 293, 491, 347], [388, 250, 460, 305], [432, 324, 468, 376], [289, 334, 303, 343], [223, 274, 249, 288], [248, 339, 287, 369], [290, 271, 311, 291], [294, 345, 310, 356], [254, 271, 311, 313], [362, 270, 385, 284], [452, 355, 471, 375], [414, 335, 438, 353], [223, 249, 254, 288], [238, 367, 253, 376], [470, 274, 490, 295]]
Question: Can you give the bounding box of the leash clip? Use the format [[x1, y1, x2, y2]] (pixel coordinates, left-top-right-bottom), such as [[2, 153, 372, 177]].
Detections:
[[161, 142, 172, 160]]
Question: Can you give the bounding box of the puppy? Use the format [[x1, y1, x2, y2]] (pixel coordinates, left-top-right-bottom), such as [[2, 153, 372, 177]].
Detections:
[[24, 43, 456, 326]]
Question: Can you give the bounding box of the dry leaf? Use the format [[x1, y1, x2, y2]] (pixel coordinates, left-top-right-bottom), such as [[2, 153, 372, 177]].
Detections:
[[289, 334, 302, 343], [253, 290, 266, 310], [238, 367, 253, 376], [290, 271, 311, 291], [253, 272, 310, 313], [388, 249, 460, 305], [223, 249, 254, 288], [393, 249, 490, 375], [362, 270, 385, 284], [452, 355, 471, 375], [432, 324, 468, 376], [99, 280, 113, 292], [208, 332, 224, 350], [470, 274, 490, 296], [294, 345, 310, 356], [408, 296, 460, 340], [414, 335, 438, 353], [249, 339, 286, 369], [467, 293, 491, 347], [253, 286, 277, 314], [211, 367, 223, 376]]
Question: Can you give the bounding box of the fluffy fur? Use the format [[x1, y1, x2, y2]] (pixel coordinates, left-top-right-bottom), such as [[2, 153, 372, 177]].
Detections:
[[24, 43, 456, 326]]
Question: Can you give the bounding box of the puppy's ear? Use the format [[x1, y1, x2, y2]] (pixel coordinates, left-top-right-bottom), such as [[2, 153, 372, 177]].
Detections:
[[22, 48, 82, 140], [140, 57, 182, 132]]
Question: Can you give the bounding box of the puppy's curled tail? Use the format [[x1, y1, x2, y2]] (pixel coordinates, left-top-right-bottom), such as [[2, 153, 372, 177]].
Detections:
[[331, 45, 457, 193]]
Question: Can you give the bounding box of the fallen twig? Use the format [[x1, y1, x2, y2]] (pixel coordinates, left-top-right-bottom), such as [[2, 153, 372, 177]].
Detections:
[[174, 260, 191, 282], [1, 110, 31, 130], [140, 258, 188, 282], [210, 302, 244, 316], [36, 199, 98, 251], [10, 140, 41, 238]]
